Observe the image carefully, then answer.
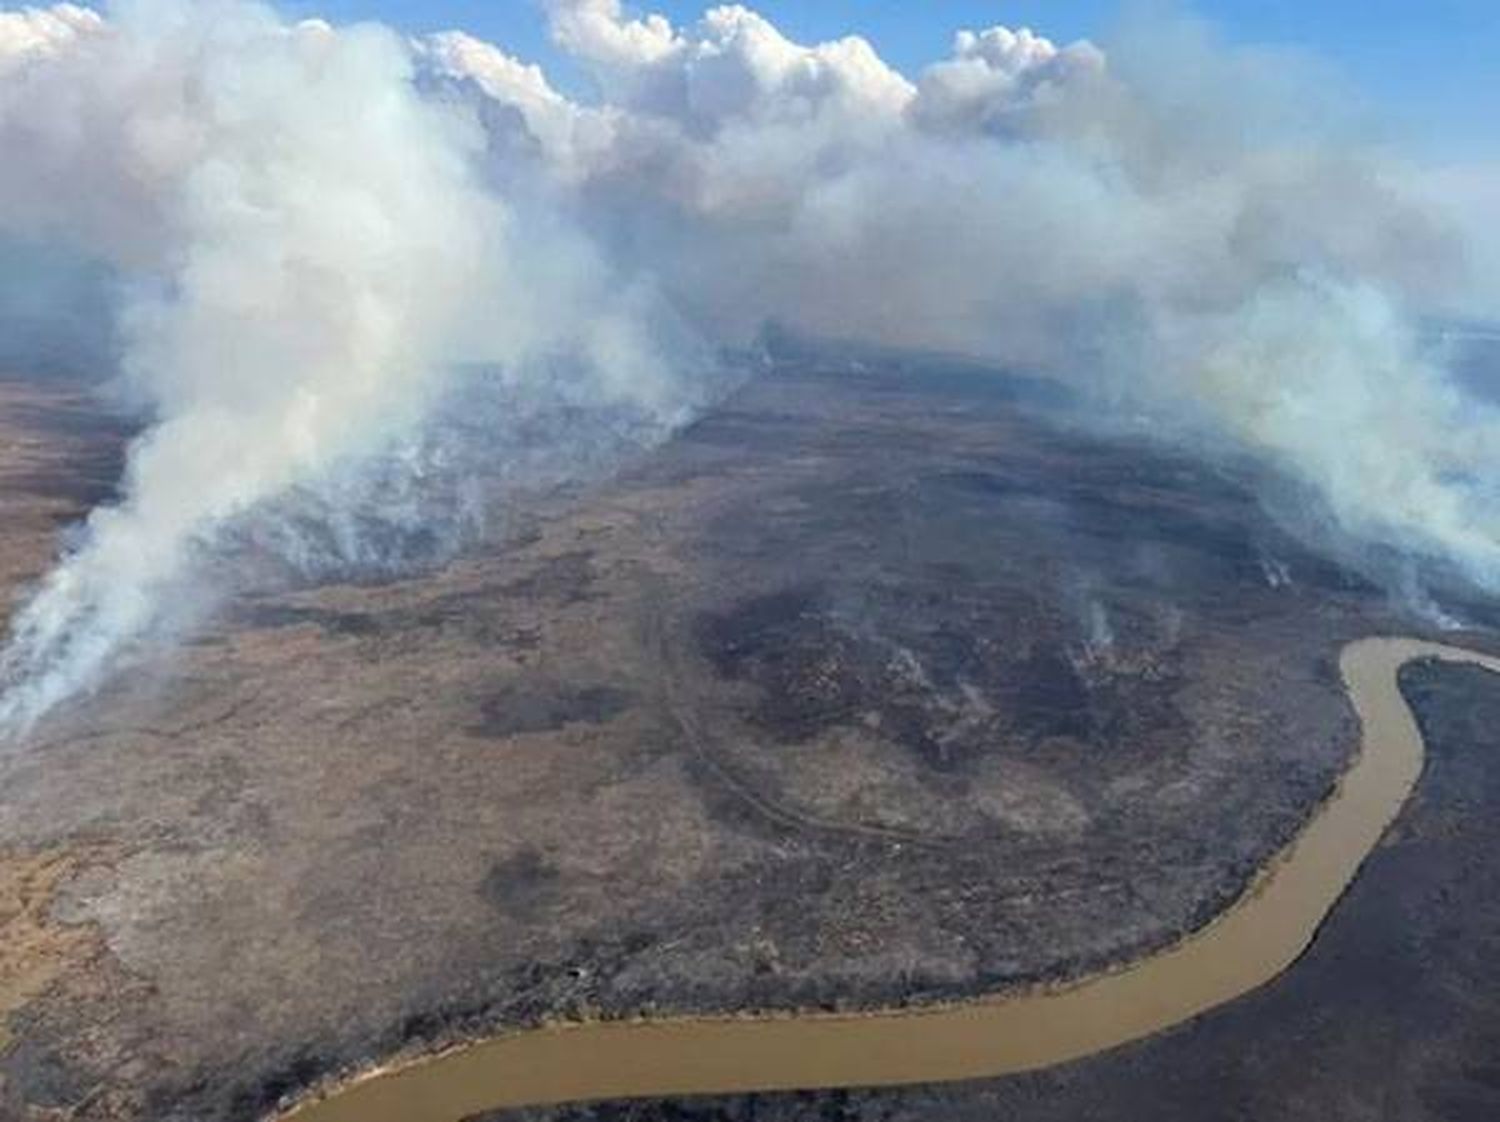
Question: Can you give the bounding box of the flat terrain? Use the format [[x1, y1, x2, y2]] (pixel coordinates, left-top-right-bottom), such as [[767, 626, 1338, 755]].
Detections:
[[505, 658, 1500, 1122], [0, 359, 1491, 1121]]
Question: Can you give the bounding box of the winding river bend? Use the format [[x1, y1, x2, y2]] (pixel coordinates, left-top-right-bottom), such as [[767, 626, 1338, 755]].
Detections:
[[284, 638, 1500, 1122]]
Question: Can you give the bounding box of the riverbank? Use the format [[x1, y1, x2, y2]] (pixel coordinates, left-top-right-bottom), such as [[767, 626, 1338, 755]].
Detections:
[[284, 639, 1500, 1122], [0, 361, 1471, 1121]]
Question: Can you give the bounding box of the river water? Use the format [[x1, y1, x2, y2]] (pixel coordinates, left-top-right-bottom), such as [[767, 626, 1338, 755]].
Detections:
[[283, 638, 1500, 1122]]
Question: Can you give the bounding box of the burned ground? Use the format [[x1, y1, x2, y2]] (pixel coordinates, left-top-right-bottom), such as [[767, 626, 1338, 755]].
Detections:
[[0, 358, 1489, 1121], [507, 659, 1500, 1122]]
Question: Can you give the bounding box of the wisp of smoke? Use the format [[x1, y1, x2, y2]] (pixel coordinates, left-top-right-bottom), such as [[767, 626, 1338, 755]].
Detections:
[[0, 0, 1496, 731]]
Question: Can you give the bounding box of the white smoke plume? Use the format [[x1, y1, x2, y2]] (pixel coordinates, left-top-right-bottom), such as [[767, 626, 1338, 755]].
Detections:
[[0, 2, 505, 727], [466, 0, 1500, 584], [0, 0, 697, 730], [0, 0, 1497, 730]]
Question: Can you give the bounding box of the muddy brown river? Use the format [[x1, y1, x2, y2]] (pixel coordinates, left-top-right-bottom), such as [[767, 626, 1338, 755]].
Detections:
[[282, 638, 1500, 1122]]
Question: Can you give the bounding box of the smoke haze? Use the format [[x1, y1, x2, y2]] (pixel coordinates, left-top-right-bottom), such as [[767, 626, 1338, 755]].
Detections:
[[0, 0, 1496, 729]]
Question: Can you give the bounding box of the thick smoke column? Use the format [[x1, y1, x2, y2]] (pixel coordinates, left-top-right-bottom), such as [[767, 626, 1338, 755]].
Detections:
[[0, 3, 506, 726], [0, 0, 691, 730], [0, 0, 1497, 729]]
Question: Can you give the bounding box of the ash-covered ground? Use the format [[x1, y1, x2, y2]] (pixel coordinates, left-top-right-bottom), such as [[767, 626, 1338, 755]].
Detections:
[[0, 356, 1492, 1121]]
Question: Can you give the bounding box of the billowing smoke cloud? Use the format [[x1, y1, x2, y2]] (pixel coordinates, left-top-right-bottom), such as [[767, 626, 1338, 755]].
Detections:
[[0, 0, 1496, 730], [0, 0, 699, 730], [0, 2, 96, 60], [0, 3, 505, 726], [435, 0, 1500, 582]]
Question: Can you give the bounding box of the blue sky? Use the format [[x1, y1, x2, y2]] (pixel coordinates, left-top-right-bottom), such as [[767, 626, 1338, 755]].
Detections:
[[282, 1, 1499, 157]]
